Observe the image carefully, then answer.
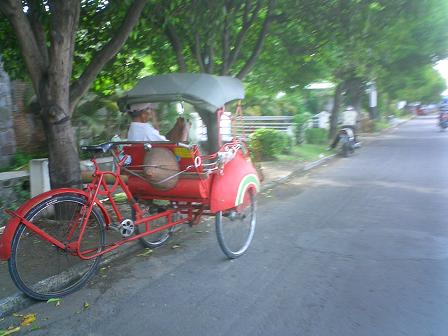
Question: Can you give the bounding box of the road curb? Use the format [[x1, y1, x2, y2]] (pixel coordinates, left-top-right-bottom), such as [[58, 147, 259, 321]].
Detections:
[[261, 153, 337, 191]]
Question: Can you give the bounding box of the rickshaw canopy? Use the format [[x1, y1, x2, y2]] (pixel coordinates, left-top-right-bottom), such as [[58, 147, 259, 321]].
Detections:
[[118, 73, 245, 113]]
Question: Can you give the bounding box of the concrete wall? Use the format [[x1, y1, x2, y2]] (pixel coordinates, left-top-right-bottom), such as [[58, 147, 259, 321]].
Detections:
[[12, 81, 46, 153], [0, 60, 16, 167], [0, 171, 29, 226]]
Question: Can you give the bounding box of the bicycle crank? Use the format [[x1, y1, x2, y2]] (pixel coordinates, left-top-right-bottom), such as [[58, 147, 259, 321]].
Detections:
[[110, 219, 135, 237]]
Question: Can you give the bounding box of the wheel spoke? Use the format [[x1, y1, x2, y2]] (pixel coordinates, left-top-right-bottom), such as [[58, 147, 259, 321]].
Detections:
[[8, 195, 105, 300], [216, 189, 256, 258], [134, 202, 173, 248]]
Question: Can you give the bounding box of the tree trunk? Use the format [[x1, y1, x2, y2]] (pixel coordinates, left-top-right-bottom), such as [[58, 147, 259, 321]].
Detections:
[[39, 79, 81, 189], [329, 83, 343, 140], [42, 116, 81, 189], [345, 77, 364, 113], [197, 109, 220, 154]]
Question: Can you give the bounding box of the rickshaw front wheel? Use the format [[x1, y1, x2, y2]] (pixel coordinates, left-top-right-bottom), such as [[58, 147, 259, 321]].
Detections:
[[215, 189, 256, 258]]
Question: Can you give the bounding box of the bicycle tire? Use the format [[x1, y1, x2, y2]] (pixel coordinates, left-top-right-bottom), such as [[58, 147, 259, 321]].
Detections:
[[341, 140, 350, 157], [133, 203, 173, 248], [216, 189, 256, 259], [8, 194, 105, 300]]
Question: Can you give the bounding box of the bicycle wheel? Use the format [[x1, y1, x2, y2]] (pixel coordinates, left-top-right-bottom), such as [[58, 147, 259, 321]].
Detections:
[[134, 203, 173, 248], [8, 194, 105, 300], [216, 189, 256, 259], [341, 140, 350, 157]]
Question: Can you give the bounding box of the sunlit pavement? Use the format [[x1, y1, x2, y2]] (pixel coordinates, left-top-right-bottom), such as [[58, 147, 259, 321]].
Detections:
[[2, 115, 448, 336]]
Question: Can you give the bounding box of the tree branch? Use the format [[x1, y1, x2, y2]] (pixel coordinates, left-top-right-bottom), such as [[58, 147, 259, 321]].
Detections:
[[0, 0, 44, 96], [221, 8, 231, 75], [193, 32, 206, 72], [221, 0, 241, 75], [228, 0, 262, 71], [28, 0, 49, 66], [206, 42, 215, 73], [237, 0, 275, 79], [69, 0, 147, 110], [165, 23, 187, 72]]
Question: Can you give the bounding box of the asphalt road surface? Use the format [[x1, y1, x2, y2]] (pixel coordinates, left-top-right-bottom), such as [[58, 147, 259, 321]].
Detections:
[[2, 116, 448, 336]]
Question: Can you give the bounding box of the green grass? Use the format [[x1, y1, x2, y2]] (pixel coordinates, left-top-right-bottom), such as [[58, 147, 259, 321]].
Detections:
[[373, 120, 390, 132], [276, 144, 330, 162]]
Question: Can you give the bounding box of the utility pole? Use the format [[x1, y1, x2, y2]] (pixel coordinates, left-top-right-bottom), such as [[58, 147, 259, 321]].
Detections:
[[367, 81, 378, 119]]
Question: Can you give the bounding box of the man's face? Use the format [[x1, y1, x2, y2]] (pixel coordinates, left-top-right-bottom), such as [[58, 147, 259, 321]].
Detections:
[[141, 108, 155, 123]]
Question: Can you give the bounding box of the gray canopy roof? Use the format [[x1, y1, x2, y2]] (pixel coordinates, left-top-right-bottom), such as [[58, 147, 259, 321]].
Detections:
[[118, 73, 245, 113]]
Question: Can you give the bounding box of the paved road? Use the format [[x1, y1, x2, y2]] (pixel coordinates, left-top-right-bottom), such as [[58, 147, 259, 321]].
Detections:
[[2, 116, 448, 335]]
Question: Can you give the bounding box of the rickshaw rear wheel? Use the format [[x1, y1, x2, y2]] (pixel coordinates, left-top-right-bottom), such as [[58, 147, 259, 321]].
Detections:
[[215, 189, 256, 259], [132, 201, 173, 248]]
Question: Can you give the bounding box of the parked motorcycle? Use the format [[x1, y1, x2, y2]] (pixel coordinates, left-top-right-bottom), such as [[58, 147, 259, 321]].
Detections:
[[334, 127, 359, 157]]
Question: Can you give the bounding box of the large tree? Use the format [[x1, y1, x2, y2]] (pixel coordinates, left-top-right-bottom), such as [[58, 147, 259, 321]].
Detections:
[[0, 0, 147, 188], [121, 0, 279, 152]]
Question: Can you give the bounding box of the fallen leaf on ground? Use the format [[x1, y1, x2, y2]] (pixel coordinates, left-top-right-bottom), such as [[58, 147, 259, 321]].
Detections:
[[171, 244, 180, 249], [20, 314, 36, 326], [83, 302, 90, 310], [0, 326, 21, 336], [136, 248, 153, 257]]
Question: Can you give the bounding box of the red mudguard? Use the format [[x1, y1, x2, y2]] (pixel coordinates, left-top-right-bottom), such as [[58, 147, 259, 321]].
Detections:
[[209, 151, 260, 213]]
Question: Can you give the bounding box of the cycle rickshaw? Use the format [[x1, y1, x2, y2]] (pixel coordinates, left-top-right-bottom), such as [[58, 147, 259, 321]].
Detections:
[[0, 73, 260, 300]]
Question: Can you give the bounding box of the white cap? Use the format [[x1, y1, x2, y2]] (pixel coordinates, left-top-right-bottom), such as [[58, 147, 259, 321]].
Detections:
[[129, 102, 159, 112]]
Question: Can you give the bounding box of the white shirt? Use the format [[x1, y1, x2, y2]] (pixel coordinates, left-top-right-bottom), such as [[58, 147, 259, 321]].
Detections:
[[341, 109, 358, 126], [127, 122, 167, 141]]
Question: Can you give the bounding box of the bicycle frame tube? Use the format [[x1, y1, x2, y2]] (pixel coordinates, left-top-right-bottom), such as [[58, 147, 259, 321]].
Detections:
[[0, 188, 111, 261], [4, 210, 66, 250], [76, 209, 194, 260]]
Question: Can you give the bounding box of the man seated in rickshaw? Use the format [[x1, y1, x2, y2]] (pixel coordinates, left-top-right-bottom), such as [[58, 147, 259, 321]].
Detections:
[[127, 102, 190, 142]]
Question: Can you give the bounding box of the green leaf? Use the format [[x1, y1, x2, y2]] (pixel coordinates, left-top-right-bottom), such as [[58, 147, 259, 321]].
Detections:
[[136, 248, 153, 257], [46, 298, 62, 306], [0, 326, 21, 336]]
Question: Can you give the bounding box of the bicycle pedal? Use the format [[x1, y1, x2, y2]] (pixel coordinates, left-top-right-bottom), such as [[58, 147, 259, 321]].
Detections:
[[119, 219, 135, 237], [109, 219, 135, 237]]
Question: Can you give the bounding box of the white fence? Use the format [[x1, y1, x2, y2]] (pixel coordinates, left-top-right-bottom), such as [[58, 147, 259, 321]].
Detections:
[[235, 116, 295, 135]]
